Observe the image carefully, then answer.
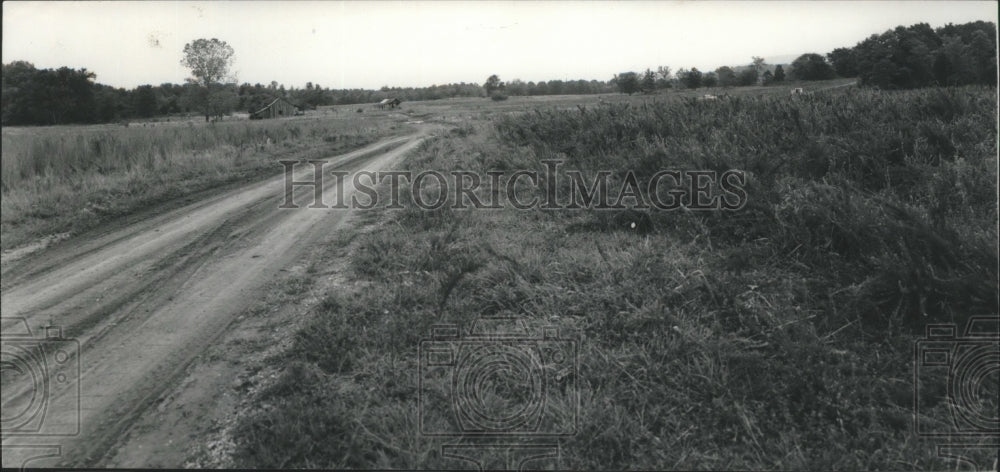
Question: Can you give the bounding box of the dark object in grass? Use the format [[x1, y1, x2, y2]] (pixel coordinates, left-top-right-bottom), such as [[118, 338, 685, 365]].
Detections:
[[612, 209, 652, 235]]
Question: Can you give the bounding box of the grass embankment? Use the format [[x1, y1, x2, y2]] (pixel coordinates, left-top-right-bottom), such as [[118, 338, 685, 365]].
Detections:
[[233, 87, 997, 469], [1, 117, 404, 251]]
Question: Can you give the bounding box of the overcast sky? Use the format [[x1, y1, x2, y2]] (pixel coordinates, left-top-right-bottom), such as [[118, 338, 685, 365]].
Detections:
[[3, 1, 996, 90]]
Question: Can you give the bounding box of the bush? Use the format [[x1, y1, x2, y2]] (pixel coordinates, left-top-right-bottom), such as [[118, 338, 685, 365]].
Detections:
[[490, 92, 508, 101]]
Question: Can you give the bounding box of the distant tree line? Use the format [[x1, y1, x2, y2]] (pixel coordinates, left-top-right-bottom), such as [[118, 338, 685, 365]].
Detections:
[[606, 20, 995, 94], [608, 57, 785, 94], [0, 63, 492, 126], [3, 21, 993, 126]]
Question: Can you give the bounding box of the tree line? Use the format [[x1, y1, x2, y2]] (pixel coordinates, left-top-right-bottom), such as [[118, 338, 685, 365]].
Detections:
[[604, 58, 790, 96], [3, 21, 994, 126], [0, 61, 617, 126], [827, 20, 996, 88], [0, 61, 497, 126], [602, 21, 995, 95]]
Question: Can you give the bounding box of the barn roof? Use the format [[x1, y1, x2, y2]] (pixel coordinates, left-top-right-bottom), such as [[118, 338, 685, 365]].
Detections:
[[252, 97, 300, 116]]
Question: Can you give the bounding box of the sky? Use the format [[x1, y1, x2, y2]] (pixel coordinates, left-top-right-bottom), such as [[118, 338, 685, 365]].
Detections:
[[2, 1, 997, 90]]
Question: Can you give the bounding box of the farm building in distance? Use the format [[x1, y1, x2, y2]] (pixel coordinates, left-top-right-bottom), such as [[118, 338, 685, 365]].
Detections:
[[376, 98, 401, 110], [250, 97, 301, 119]]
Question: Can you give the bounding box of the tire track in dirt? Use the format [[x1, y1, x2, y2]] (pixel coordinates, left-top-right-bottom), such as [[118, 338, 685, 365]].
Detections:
[[1, 127, 433, 467]]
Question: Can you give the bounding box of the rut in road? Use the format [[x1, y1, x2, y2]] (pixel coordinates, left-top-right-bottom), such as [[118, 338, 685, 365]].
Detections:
[[1, 129, 429, 467]]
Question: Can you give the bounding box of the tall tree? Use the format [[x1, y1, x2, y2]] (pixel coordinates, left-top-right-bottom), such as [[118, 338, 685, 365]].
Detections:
[[773, 65, 786, 82], [181, 38, 235, 87], [640, 68, 656, 93], [484, 74, 504, 97], [181, 38, 236, 120], [968, 30, 997, 84], [655, 66, 673, 89]]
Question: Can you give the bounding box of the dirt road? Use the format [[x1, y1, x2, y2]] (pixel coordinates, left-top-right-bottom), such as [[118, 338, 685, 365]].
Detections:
[[1, 127, 431, 468]]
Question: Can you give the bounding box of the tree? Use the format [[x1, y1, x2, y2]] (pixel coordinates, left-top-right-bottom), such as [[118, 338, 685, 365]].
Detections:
[[614, 72, 640, 95], [761, 70, 774, 85], [852, 23, 941, 88], [751, 56, 767, 74], [506, 79, 527, 96], [968, 30, 997, 84], [737, 68, 758, 86], [680, 68, 703, 89], [655, 66, 672, 89], [1, 62, 99, 125], [773, 65, 786, 82], [827, 47, 858, 77], [656, 66, 672, 81], [640, 68, 656, 93], [205, 84, 239, 119], [181, 38, 235, 120], [133, 85, 158, 118], [790, 53, 836, 80], [180, 38, 235, 87], [715, 66, 737, 87], [702, 72, 718, 87], [934, 35, 975, 85], [484, 74, 504, 97]]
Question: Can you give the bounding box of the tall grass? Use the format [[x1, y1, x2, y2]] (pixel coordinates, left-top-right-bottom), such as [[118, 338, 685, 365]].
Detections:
[[1, 117, 401, 250], [231, 87, 998, 469], [494, 86, 999, 329]]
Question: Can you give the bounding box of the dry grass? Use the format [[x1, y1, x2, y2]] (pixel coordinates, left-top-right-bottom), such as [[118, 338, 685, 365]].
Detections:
[[1, 114, 406, 250], [231, 84, 997, 469]]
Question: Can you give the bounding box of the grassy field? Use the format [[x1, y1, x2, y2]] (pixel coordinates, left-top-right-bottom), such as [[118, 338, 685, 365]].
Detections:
[[0, 80, 855, 254], [1, 113, 409, 251], [229, 84, 998, 469]]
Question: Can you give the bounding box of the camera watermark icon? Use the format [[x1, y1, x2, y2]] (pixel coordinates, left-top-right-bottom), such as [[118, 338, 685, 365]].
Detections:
[[419, 318, 578, 437], [914, 316, 999, 470], [418, 317, 578, 469], [441, 443, 560, 471], [1, 317, 81, 469], [914, 316, 999, 437], [935, 444, 999, 472], [1, 317, 81, 437]]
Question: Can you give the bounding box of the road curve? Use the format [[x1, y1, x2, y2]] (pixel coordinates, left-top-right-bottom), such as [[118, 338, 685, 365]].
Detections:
[[1, 127, 431, 468]]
